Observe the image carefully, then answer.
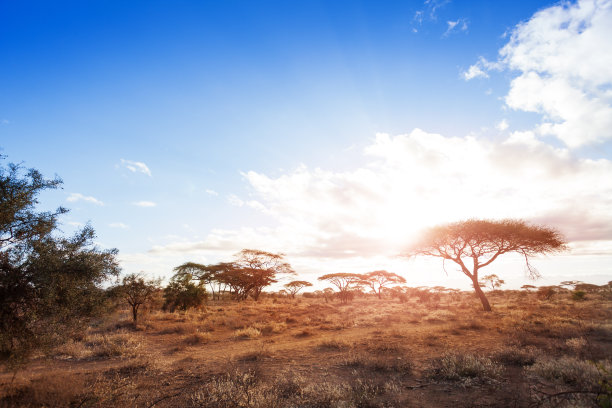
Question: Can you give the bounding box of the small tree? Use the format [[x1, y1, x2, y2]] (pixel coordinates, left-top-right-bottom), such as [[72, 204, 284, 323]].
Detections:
[[284, 280, 312, 298], [404, 219, 567, 311], [1, 158, 119, 369], [361, 270, 406, 299], [318, 273, 364, 304], [163, 273, 206, 312], [479, 274, 505, 291], [233, 249, 295, 301], [119, 274, 160, 323], [521, 284, 537, 292]]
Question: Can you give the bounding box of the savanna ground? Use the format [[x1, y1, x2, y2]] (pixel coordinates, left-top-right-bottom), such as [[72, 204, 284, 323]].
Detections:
[[1, 290, 611, 407]]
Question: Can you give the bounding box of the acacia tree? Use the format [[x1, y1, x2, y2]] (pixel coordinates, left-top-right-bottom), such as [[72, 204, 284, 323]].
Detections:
[[1, 158, 120, 368], [361, 270, 406, 299], [318, 273, 364, 303], [173, 261, 233, 300], [284, 280, 312, 298], [119, 274, 161, 323], [403, 219, 567, 311], [233, 249, 295, 301], [479, 274, 505, 291]]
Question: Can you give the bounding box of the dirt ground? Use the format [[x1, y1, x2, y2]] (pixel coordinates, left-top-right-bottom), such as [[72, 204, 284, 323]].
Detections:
[[1, 290, 611, 407]]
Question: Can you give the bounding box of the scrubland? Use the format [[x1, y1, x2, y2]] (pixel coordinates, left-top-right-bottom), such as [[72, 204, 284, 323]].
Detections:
[[1, 290, 610, 407]]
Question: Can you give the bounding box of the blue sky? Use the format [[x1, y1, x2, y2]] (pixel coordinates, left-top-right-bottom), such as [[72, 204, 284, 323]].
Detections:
[[2, 0, 611, 289]]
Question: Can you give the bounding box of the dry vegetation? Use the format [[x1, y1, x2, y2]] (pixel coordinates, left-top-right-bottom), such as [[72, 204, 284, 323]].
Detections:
[[1, 290, 611, 407]]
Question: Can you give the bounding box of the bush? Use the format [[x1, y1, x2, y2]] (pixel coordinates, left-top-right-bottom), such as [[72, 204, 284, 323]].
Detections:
[[527, 357, 610, 389], [493, 345, 538, 366], [426, 353, 504, 384], [572, 290, 587, 301], [233, 327, 262, 340]]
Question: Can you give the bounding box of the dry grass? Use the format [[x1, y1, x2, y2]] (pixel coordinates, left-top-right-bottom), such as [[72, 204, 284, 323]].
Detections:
[[2, 292, 611, 408]]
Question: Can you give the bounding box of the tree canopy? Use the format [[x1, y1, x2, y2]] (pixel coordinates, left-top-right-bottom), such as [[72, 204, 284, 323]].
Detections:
[[0, 158, 119, 368], [403, 219, 567, 311], [284, 280, 312, 298], [318, 273, 364, 303], [361, 270, 406, 299], [173, 250, 295, 301]]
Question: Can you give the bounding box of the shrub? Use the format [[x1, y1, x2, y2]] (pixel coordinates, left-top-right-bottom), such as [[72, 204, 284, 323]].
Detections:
[[233, 327, 262, 340], [426, 353, 504, 384], [526, 357, 610, 389], [316, 339, 351, 350], [493, 345, 538, 366], [572, 290, 587, 301], [87, 333, 142, 358]]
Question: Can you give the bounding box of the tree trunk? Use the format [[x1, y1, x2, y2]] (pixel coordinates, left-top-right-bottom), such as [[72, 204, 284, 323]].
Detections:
[[472, 279, 491, 311], [132, 304, 139, 322]]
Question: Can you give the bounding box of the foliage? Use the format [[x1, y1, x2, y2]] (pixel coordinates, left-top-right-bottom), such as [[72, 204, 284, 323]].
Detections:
[[0, 158, 119, 369], [537, 285, 558, 300], [404, 219, 567, 311], [479, 274, 505, 291], [174, 250, 294, 301], [283, 280, 312, 298], [318, 273, 364, 303], [233, 249, 295, 301], [163, 272, 206, 312], [116, 273, 161, 322], [360, 270, 406, 299]]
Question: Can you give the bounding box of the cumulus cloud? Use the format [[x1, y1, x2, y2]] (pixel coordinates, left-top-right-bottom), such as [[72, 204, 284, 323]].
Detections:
[[120, 159, 152, 176], [205, 189, 219, 196], [132, 201, 157, 207], [66, 193, 104, 206], [150, 129, 612, 265], [496, 119, 509, 131], [468, 0, 612, 147]]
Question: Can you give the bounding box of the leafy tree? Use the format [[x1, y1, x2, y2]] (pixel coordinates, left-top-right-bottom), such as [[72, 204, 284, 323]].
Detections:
[[232, 249, 295, 301], [521, 284, 537, 291], [118, 273, 161, 322], [479, 274, 505, 291], [163, 273, 206, 312], [318, 273, 364, 303], [361, 270, 406, 299], [404, 219, 567, 311], [173, 261, 233, 300], [0, 158, 119, 369], [284, 280, 312, 298]]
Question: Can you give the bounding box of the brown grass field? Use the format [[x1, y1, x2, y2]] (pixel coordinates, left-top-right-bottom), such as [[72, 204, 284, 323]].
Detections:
[[1, 290, 611, 407]]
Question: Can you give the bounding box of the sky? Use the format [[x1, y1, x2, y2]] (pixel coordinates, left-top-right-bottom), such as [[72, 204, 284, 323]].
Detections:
[[1, 0, 611, 290]]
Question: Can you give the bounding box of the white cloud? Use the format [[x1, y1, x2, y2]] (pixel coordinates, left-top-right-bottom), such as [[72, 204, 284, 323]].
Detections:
[[66, 193, 104, 206], [149, 129, 612, 269], [67, 221, 84, 227], [444, 18, 468, 36], [470, 0, 612, 147], [109, 222, 129, 229], [496, 119, 509, 131], [462, 64, 488, 80], [132, 201, 157, 207], [120, 159, 152, 176], [205, 189, 219, 196], [462, 57, 501, 80]]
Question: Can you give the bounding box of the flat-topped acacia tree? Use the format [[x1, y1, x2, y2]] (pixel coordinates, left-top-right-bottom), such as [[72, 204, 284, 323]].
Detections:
[[284, 280, 312, 298], [318, 273, 364, 303], [361, 270, 406, 299], [403, 219, 567, 311]]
